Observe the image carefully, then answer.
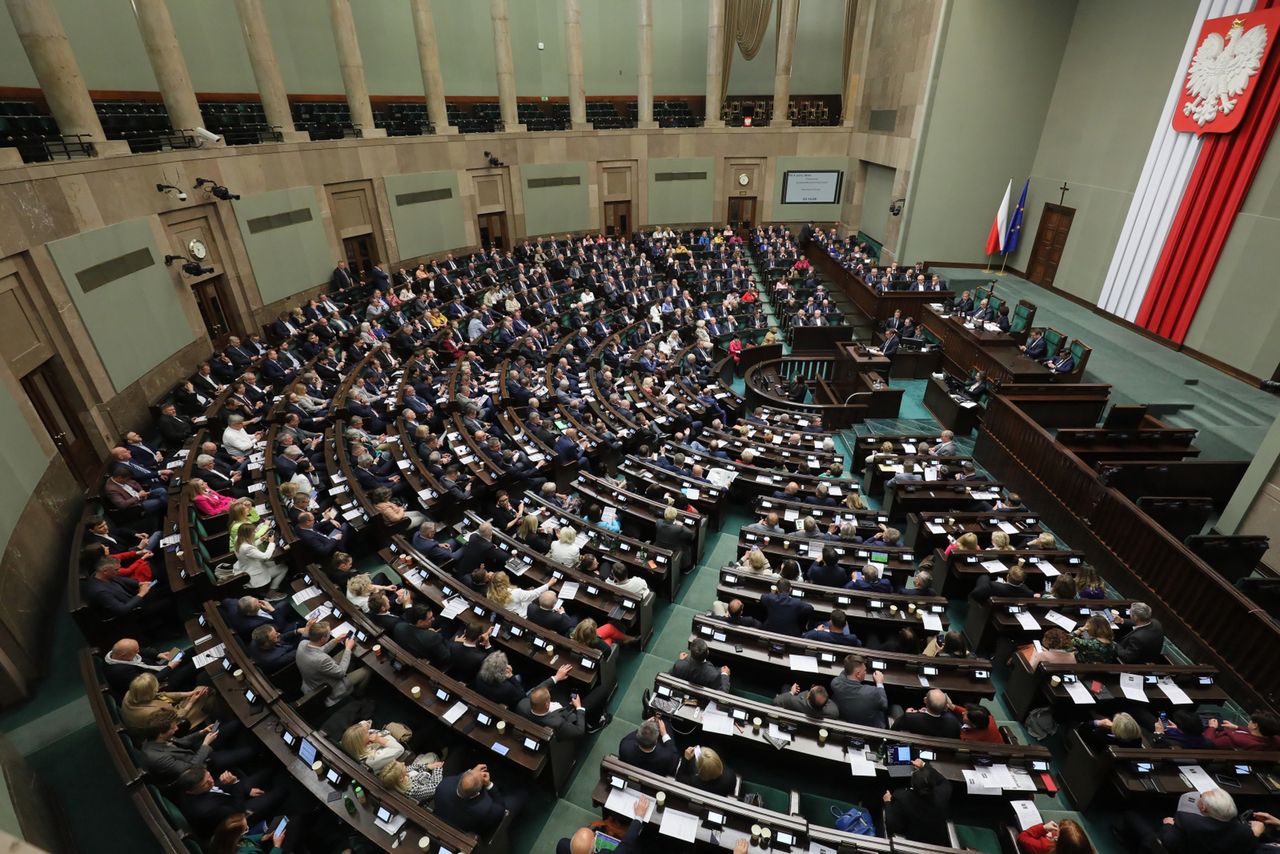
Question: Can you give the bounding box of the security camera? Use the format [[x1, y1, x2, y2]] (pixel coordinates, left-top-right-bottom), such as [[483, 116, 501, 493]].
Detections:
[[156, 183, 188, 202], [194, 178, 240, 201], [193, 127, 222, 144], [163, 255, 213, 277]]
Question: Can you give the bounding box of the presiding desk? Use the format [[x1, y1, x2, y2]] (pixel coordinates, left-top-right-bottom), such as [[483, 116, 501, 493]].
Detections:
[[923, 377, 984, 435], [921, 306, 1057, 384]]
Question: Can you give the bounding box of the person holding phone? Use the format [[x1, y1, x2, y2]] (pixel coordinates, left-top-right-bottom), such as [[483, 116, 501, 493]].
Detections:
[[208, 812, 287, 854]]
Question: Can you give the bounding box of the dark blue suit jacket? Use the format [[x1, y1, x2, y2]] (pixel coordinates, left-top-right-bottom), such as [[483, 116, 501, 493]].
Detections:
[[297, 526, 340, 560], [557, 818, 643, 854], [761, 593, 814, 636], [1024, 337, 1048, 359], [433, 776, 507, 834]]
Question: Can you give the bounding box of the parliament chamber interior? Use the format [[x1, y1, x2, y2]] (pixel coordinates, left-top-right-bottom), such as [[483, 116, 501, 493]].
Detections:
[[2, 1, 1280, 853]]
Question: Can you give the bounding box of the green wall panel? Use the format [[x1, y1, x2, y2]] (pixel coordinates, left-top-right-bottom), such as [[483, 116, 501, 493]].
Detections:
[[46, 217, 197, 392], [173, 0, 256, 94], [232, 187, 333, 305], [582, 0, 639, 96], [652, 0, 709, 96], [648, 157, 714, 225], [262, 0, 342, 95], [354, 0, 421, 98], [521, 161, 590, 236], [436, 0, 501, 97], [384, 170, 468, 261], [902, 0, 1075, 263], [0, 383, 47, 562]]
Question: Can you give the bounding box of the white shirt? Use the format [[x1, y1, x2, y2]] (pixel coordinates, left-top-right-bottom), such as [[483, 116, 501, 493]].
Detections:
[[222, 426, 256, 456]]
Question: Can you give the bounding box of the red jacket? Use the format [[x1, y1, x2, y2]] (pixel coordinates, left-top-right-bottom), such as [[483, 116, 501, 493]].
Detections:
[[1203, 725, 1280, 750], [1017, 824, 1055, 854]]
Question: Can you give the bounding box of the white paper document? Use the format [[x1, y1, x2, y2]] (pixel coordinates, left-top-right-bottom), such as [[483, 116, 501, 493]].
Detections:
[[1037, 561, 1061, 578], [1064, 680, 1096, 705], [1157, 677, 1192, 705], [788, 653, 820, 673], [1180, 765, 1218, 794], [558, 582, 580, 601], [1011, 800, 1043, 831], [926, 523, 947, 535], [292, 586, 322, 605], [962, 770, 1003, 796], [848, 750, 878, 777], [1016, 612, 1042, 631], [981, 560, 1010, 574], [604, 786, 656, 823], [998, 522, 1020, 535], [1043, 611, 1077, 632], [658, 807, 700, 842], [1120, 673, 1149, 703], [439, 597, 468, 620], [901, 443, 917, 455], [193, 644, 225, 668], [699, 703, 736, 736], [768, 723, 793, 743], [441, 701, 468, 725]]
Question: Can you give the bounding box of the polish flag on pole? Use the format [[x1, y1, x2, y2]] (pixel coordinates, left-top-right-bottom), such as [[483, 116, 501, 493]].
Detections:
[[984, 179, 1012, 256]]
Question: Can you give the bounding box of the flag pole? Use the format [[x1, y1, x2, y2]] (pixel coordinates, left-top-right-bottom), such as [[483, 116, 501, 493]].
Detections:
[[984, 252, 992, 273], [998, 252, 1008, 276]]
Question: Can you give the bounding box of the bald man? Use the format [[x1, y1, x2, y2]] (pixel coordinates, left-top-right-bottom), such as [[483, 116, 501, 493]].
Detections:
[[557, 796, 651, 854]]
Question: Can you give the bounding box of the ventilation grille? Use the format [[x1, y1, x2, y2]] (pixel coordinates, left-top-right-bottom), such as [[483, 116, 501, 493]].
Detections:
[[526, 176, 581, 189], [395, 188, 454, 206], [246, 208, 314, 234], [655, 171, 708, 182], [76, 248, 155, 294]]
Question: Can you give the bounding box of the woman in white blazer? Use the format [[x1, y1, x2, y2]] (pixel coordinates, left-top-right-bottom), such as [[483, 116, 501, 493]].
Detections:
[[233, 524, 286, 594]]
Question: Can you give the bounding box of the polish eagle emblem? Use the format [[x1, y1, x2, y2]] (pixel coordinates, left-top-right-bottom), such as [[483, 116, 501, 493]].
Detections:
[[1183, 18, 1267, 127]]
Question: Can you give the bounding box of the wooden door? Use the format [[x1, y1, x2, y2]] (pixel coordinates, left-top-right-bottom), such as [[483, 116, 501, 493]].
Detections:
[[477, 212, 509, 250], [1026, 203, 1075, 287], [603, 201, 631, 237], [727, 196, 756, 228], [343, 234, 378, 280], [21, 360, 97, 486], [190, 276, 237, 349]]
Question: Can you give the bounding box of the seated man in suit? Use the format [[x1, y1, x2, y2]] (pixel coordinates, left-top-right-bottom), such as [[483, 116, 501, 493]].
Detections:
[[391, 605, 451, 668], [618, 719, 679, 776], [970, 298, 995, 322], [525, 590, 578, 636], [103, 466, 167, 517], [173, 766, 287, 838], [670, 638, 730, 690], [223, 595, 297, 639], [453, 521, 504, 577], [1114, 601, 1165, 664], [1019, 328, 1049, 360], [294, 511, 346, 566], [774, 683, 839, 718], [103, 637, 197, 694], [434, 763, 528, 835], [557, 796, 651, 854], [82, 555, 162, 619], [157, 402, 196, 450], [802, 609, 861, 646], [926, 430, 958, 457], [411, 520, 455, 564], [1047, 346, 1076, 374], [249, 622, 309, 671], [830, 653, 888, 727], [761, 578, 814, 636]]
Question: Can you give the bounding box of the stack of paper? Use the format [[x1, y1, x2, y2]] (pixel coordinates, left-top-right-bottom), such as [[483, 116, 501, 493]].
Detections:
[[699, 703, 735, 735], [1064, 680, 1096, 705], [1043, 611, 1077, 632], [848, 750, 878, 777], [788, 654, 820, 673], [1015, 611, 1042, 631], [1156, 677, 1192, 705], [658, 808, 699, 842], [981, 560, 1010, 574], [439, 597, 468, 620], [604, 787, 657, 823], [559, 581, 580, 601], [1119, 673, 1148, 703]]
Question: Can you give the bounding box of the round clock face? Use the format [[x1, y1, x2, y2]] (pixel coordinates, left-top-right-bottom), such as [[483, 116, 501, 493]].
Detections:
[[188, 238, 208, 260], [738, 173, 750, 186]]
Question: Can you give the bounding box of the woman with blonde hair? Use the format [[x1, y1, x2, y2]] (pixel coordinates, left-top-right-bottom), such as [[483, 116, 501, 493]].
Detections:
[[378, 756, 446, 804], [1029, 532, 1058, 550], [677, 744, 737, 796], [842, 491, 868, 511], [233, 522, 286, 595], [120, 672, 211, 735], [988, 531, 1013, 551], [189, 478, 234, 518], [514, 513, 551, 553], [341, 720, 406, 773], [344, 573, 395, 611], [571, 618, 612, 653], [227, 499, 266, 551], [548, 525, 581, 565], [486, 570, 555, 618], [737, 547, 772, 574], [945, 531, 980, 556]]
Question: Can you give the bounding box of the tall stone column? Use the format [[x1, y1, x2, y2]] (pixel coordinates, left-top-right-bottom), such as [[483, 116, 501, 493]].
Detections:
[[409, 0, 456, 134], [489, 0, 525, 132], [703, 0, 725, 128], [842, 0, 876, 127], [132, 0, 211, 140], [233, 0, 306, 141], [327, 0, 386, 138], [637, 0, 656, 129], [771, 0, 799, 127], [4, 0, 128, 157], [564, 0, 589, 130]]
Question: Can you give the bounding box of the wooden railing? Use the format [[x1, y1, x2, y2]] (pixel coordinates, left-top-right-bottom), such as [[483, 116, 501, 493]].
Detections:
[[977, 394, 1280, 711]]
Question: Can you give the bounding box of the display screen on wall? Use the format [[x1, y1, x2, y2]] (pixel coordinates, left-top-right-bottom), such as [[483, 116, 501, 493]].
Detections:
[[781, 171, 843, 204]]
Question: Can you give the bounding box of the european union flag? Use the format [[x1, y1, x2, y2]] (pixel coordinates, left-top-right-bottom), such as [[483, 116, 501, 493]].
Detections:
[[1004, 180, 1029, 255]]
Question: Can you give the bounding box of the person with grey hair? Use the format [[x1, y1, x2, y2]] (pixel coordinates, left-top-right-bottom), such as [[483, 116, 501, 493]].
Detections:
[[1114, 601, 1166, 664], [472, 650, 525, 706], [525, 589, 577, 636], [1120, 787, 1257, 852], [618, 718, 680, 775], [194, 452, 246, 497], [296, 620, 370, 707], [221, 414, 260, 458]]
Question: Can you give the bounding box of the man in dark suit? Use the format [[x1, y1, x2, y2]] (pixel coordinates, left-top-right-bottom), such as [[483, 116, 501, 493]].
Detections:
[[173, 766, 287, 837], [761, 578, 815, 636], [330, 260, 354, 293], [82, 556, 159, 618], [453, 522, 503, 577], [449, 623, 491, 683], [1120, 789, 1259, 854], [516, 681, 586, 741], [157, 403, 195, 450], [880, 328, 901, 358], [829, 653, 888, 727], [1020, 328, 1048, 360], [618, 719, 679, 775], [249, 623, 307, 671], [1114, 601, 1165, 664], [434, 764, 527, 835], [654, 506, 694, 564], [670, 638, 730, 690], [391, 605, 451, 668], [557, 796, 650, 854], [525, 590, 578, 636], [411, 521, 455, 564], [1047, 347, 1076, 373], [294, 512, 344, 564]]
